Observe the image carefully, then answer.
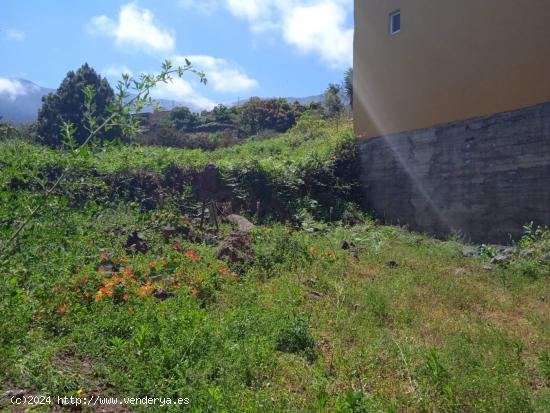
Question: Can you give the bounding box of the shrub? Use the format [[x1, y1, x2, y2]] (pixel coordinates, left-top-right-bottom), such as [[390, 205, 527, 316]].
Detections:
[[275, 315, 316, 361]]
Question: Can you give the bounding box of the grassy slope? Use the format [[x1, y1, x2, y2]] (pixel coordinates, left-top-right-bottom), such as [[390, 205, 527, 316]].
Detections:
[[0, 122, 549, 412]]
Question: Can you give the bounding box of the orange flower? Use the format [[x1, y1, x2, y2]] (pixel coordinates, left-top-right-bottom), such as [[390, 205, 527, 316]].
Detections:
[[173, 242, 183, 252], [219, 267, 228, 276], [138, 282, 153, 297], [194, 276, 203, 286], [88, 239, 94, 246], [122, 294, 129, 302], [128, 306, 134, 312], [120, 267, 134, 277], [98, 266, 105, 275], [54, 284, 65, 293], [56, 304, 67, 314], [310, 246, 318, 256], [191, 288, 200, 297], [232, 273, 241, 282], [122, 257, 129, 264], [34, 312, 41, 321], [99, 286, 113, 297], [100, 252, 108, 262], [147, 261, 157, 270], [185, 251, 199, 261], [84, 291, 92, 298], [112, 276, 125, 283], [82, 276, 89, 284], [95, 291, 104, 301]]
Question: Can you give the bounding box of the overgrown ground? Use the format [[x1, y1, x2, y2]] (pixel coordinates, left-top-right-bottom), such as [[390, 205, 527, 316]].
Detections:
[[1, 120, 549, 412]]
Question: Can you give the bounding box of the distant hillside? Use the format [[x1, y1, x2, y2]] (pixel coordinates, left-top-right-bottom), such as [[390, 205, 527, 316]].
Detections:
[[232, 92, 350, 108], [0, 78, 53, 124], [0, 78, 206, 124]]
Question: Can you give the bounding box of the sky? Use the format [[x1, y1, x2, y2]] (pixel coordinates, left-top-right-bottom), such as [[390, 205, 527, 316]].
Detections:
[[0, 0, 353, 109]]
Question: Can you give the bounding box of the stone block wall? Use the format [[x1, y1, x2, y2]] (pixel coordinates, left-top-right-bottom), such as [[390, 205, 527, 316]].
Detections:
[[358, 101, 550, 243]]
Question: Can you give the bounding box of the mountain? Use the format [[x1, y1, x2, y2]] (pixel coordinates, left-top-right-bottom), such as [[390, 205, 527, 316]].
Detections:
[[0, 78, 54, 124], [0, 78, 207, 124]]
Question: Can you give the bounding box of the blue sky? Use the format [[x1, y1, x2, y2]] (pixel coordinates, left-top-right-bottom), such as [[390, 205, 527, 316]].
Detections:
[[0, 0, 353, 108]]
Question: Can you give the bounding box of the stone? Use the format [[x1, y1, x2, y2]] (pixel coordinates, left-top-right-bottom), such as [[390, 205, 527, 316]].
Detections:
[[386, 260, 398, 268], [224, 214, 255, 232], [358, 101, 550, 244], [153, 288, 174, 300], [340, 240, 350, 250], [126, 231, 149, 254], [462, 247, 478, 257], [216, 231, 255, 266], [521, 248, 535, 258], [491, 254, 510, 265]]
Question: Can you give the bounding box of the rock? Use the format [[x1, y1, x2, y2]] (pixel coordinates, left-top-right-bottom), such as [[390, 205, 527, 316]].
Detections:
[[483, 265, 493, 272], [462, 247, 478, 257], [126, 231, 149, 254], [311, 291, 323, 300], [491, 254, 510, 265], [340, 240, 350, 250], [224, 214, 255, 232], [386, 260, 398, 268], [350, 251, 359, 261], [203, 232, 220, 246], [521, 248, 535, 258], [150, 274, 171, 283], [98, 264, 114, 276], [216, 231, 255, 266], [162, 226, 178, 243], [153, 288, 174, 300], [4, 389, 30, 398], [542, 253, 550, 263]]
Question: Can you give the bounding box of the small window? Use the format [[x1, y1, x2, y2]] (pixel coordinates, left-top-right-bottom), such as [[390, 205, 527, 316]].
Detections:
[[390, 10, 401, 35]]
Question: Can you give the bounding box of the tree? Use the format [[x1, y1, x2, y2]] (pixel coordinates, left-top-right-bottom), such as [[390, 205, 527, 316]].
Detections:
[[323, 83, 344, 119], [343, 68, 353, 108], [170, 106, 199, 131], [38, 63, 119, 147], [239, 97, 302, 136]]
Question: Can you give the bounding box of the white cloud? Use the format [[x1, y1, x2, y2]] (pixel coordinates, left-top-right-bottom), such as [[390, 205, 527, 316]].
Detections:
[[152, 77, 217, 110], [178, 0, 220, 15], [223, 0, 353, 68], [0, 78, 31, 100], [102, 65, 134, 78], [6, 29, 25, 41], [282, 2, 352, 68], [88, 3, 175, 53], [148, 54, 258, 109], [176, 55, 258, 93]]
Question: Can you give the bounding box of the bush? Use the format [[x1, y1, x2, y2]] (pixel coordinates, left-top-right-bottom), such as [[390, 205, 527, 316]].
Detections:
[[275, 315, 316, 361]]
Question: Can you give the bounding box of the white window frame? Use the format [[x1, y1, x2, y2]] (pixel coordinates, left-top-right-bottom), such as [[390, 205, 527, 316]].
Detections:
[[390, 10, 401, 35]]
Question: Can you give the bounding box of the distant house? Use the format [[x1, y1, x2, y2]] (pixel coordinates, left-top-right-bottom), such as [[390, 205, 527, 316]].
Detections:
[[353, 0, 550, 243]]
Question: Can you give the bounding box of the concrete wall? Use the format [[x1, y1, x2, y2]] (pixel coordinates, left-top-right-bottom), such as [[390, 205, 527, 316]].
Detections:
[[354, 0, 550, 138], [359, 102, 550, 243]]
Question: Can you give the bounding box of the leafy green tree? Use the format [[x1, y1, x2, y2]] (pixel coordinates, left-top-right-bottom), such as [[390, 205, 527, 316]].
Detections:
[[323, 83, 344, 119], [343, 68, 353, 108], [210, 104, 233, 124], [37, 63, 119, 147], [170, 106, 199, 131], [239, 97, 302, 136]]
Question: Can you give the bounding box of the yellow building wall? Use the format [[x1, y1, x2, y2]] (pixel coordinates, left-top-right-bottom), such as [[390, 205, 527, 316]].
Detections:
[[354, 0, 550, 138]]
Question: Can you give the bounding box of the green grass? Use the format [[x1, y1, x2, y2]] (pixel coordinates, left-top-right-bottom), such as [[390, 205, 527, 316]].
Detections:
[[1, 120, 549, 412]]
